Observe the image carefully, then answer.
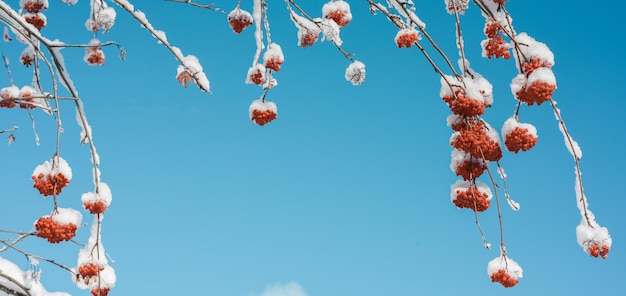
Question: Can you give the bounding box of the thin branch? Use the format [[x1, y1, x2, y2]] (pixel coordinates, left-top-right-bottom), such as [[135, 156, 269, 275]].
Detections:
[[164, 0, 225, 14]]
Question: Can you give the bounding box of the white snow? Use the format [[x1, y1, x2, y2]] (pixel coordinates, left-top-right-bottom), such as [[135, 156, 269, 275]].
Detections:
[[345, 60, 366, 86], [487, 255, 523, 280]]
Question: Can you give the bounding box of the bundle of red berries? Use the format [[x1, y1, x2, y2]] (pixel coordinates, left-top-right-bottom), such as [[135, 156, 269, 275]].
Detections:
[[227, 8, 253, 34], [35, 216, 78, 243], [395, 28, 420, 48], [489, 269, 518, 288]]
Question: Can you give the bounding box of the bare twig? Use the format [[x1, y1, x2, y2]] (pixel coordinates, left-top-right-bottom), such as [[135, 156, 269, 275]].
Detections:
[[164, 0, 225, 14]]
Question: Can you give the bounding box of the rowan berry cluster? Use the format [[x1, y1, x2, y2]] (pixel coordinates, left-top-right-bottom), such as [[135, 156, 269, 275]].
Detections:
[[22, 0, 48, 13], [442, 89, 486, 117], [35, 216, 78, 243], [246, 65, 266, 86], [504, 127, 537, 153], [263, 43, 284, 72], [85, 44, 106, 66], [453, 187, 491, 212], [227, 8, 253, 34], [91, 288, 110, 296], [490, 269, 518, 288], [482, 22, 510, 59], [32, 172, 70, 196], [83, 201, 108, 215], [299, 32, 319, 47], [395, 28, 420, 48], [251, 109, 277, 126], [451, 122, 502, 162], [455, 159, 487, 181], [78, 263, 104, 284], [515, 80, 556, 106], [322, 0, 352, 27], [588, 244, 610, 259]]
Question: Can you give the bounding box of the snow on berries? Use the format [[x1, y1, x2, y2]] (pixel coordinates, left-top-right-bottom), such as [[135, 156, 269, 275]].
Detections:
[[487, 255, 523, 288], [32, 155, 72, 197], [24, 12, 47, 30], [34, 207, 82, 243], [228, 8, 253, 34], [395, 28, 420, 48], [249, 99, 277, 126], [450, 120, 503, 162], [20, 45, 36, 67], [501, 117, 538, 153], [576, 220, 612, 259], [84, 39, 105, 66], [82, 182, 112, 215], [245, 64, 266, 86], [20, 0, 49, 13], [345, 60, 366, 86], [511, 68, 557, 106], [263, 43, 284, 72], [451, 180, 492, 212], [0, 85, 20, 108], [481, 21, 510, 59], [450, 150, 487, 181], [291, 14, 320, 47], [18, 85, 40, 109], [322, 0, 352, 27]]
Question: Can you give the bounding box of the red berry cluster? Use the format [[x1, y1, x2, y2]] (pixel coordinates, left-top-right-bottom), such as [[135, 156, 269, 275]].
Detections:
[[21, 53, 35, 67], [0, 90, 17, 108], [483, 22, 510, 59], [442, 89, 486, 117], [515, 81, 555, 106], [85, 47, 105, 66], [78, 263, 104, 284], [451, 122, 502, 162], [490, 269, 518, 288], [324, 10, 350, 27], [35, 216, 77, 243], [91, 288, 111, 296], [522, 58, 552, 75], [396, 30, 419, 48], [455, 160, 487, 181], [251, 109, 277, 126], [265, 58, 283, 72], [299, 32, 318, 47], [588, 244, 610, 259], [453, 187, 490, 212], [24, 13, 46, 30], [32, 172, 70, 196], [21, 1, 48, 31], [504, 127, 537, 153], [228, 9, 253, 34], [248, 68, 265, 85], [84, 200, 109, 215], [22, 0, 47, 13]]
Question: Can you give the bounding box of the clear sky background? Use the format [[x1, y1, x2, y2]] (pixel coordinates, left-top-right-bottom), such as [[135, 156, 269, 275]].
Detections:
[[1, 1, 625, 295]]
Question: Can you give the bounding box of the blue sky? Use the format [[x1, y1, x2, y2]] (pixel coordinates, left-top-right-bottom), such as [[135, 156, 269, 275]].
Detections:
[[1, 1, 625, 295]]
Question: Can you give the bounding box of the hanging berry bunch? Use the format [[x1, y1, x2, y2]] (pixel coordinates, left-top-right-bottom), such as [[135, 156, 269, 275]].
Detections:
[[227, 7, 253, 34], [34, 207, 82, 243], [31, 155, 72, 197], [322, 0, 352, 27]]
